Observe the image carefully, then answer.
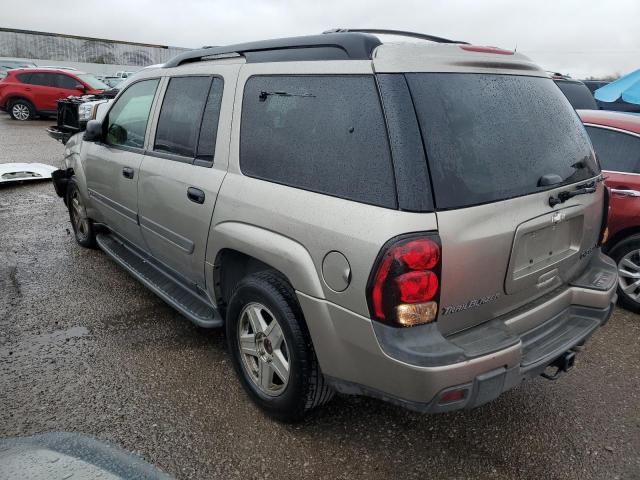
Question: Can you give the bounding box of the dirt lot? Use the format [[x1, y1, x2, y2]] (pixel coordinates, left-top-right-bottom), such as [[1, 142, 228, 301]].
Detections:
[[0, 116, 639, 479]]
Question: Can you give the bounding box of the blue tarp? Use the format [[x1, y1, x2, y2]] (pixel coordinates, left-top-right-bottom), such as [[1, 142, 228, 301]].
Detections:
[[594, 68, 640, 105]]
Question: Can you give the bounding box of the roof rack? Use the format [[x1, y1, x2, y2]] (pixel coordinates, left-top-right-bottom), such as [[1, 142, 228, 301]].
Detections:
[[163, 29, 469, 68], [322, 28, 469, 45], [163, 32, 381, 67]]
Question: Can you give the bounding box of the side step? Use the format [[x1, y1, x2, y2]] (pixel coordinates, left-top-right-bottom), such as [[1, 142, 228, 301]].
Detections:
[[96, 233, 223, 328]]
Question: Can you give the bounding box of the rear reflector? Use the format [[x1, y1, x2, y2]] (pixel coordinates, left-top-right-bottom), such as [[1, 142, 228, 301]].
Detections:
[[460, 45, 514, 55], [439, 389, 467, 404]]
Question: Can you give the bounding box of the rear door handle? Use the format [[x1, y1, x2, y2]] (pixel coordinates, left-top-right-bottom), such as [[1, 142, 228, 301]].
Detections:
[[122, 167, 134, 179], [187, 187, 205, 204], [610, 188, 640, 197]]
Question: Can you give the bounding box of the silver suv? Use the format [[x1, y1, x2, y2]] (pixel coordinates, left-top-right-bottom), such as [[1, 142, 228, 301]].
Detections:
[[52, 30, 618, 421]]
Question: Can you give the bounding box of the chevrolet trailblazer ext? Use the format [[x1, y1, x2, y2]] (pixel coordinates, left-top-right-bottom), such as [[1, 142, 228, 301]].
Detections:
[[52, 30, 617, 421]]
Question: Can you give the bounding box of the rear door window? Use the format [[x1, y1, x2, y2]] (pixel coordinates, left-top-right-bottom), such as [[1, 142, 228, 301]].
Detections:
[[154, 76, 212, 159], [195, 77, 224, 165], [240, 75, 396, 208], [27, 73, 56, 87], [406, 73, 598, 209], [585, 126, 640, 173]]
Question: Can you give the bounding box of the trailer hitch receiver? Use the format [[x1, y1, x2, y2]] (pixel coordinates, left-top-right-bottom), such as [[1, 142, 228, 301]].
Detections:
[[540, 351, 576, 380]]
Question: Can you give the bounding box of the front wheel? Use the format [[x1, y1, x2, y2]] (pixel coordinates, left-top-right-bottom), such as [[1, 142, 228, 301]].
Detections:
[[66, 179, 96, 248], [609, 235, 640, 313], [226, 271, 334, 422]]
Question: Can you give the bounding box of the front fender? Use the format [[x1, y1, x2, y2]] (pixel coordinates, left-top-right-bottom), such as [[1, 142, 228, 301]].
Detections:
[[206, 221, 325, 299]]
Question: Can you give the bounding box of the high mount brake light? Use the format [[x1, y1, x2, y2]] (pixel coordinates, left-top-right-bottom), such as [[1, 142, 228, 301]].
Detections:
[[460, 45, 514, 55], [367, 235, 441, 327]]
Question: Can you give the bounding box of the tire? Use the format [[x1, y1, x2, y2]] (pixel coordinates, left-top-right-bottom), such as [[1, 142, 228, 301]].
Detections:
[[66, 179, 96, 249], [609, 235, 640, 314], [226, 271, 334, 422], [9, 99, 34, 121]]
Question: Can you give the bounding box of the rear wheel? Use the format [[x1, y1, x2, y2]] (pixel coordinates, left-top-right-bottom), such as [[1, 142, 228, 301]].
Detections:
[[9, 99, 34, 121], [66, 179, 96, 249], [609, 235, 640, 313], [226, 271, 334, 422]]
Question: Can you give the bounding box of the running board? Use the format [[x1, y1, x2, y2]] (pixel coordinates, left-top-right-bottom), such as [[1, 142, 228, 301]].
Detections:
[[96, 233, 223, 328]]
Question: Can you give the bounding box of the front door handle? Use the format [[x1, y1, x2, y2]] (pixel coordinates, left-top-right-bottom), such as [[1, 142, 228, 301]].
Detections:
[[610, 188, 640, 197], [187, 187, 205, 204], [122, 167, 134, 179]]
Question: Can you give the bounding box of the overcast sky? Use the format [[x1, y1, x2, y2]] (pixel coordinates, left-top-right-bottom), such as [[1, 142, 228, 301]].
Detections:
[[3, 0, 638, 78]]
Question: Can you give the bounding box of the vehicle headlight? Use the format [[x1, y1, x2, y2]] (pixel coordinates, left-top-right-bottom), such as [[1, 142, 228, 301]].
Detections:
[[78, 103, 96, 122]]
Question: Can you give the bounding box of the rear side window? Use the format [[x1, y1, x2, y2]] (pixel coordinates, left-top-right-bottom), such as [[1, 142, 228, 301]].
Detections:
[[586, 126, 640, 173], [240, 75, 396, 208], [154, 76, 212, 158], [26, 73, 55, 87], [16, 73, 32, 83], [407, 74, 598, 209], [554, 80, 598, 110]]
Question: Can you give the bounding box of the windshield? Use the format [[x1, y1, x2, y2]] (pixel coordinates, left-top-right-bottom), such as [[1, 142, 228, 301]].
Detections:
[[77, 74, 108, 90], [406, 73, 598, 209]]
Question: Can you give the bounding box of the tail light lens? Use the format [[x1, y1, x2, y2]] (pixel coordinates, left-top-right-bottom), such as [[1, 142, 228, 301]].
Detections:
[[367, 234, 441, 327]]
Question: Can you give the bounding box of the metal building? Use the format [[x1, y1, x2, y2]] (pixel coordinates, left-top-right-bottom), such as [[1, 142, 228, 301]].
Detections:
[[0, 27, 188, 75]]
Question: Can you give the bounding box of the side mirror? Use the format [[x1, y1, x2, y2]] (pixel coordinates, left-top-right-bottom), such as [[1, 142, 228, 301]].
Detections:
[[75, 84, 86, 92], [84, 120, 103, 142]]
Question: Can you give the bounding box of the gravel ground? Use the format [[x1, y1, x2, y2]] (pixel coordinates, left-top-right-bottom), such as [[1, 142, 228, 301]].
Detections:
[[0, 116, 639, 480]]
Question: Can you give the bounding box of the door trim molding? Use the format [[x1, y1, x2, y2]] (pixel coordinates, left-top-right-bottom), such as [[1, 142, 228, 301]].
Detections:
[[140, 214, 195, 254], [88, 188, 138, 224]]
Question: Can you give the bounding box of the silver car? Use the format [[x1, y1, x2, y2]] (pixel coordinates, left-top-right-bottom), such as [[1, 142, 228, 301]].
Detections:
[[52, 29, 618, 421]]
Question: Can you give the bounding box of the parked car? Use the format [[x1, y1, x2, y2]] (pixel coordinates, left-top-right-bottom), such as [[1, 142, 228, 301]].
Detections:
[[552, 73, 599, 110], [115, 70, 135, 79], [0, 59, 38, 78], [579, 109, 640, 312], [585, 80, 640, 113], [101, 76, 124, 88], [52, 30, 616, 421], [0, 68, 108, 120]]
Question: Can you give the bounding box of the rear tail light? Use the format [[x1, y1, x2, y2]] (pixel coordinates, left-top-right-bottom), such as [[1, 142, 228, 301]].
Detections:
[[460, 45, 514, 55], [367, 234, 441, 327]]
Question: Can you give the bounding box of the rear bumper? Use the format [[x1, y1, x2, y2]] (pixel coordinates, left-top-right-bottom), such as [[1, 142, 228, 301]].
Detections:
[[299, 250, 617, 413]]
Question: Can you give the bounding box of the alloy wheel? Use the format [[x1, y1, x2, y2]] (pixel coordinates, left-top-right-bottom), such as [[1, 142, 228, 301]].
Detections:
[[12, 103, 30, 121], [237, 302, 290, 396], [617, 249, 640, 303], [70, 190, 90, 241]]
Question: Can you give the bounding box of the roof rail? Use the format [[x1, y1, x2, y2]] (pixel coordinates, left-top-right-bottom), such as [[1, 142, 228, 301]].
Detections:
[[163, 32, 382, 68], [323, 28, 469, 45]]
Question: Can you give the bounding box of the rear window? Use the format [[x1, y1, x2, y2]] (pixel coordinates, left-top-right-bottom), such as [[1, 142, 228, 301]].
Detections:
[[554, 80, 598, 110], [240, 75, 396, 208], [406, 73, 598, 209]]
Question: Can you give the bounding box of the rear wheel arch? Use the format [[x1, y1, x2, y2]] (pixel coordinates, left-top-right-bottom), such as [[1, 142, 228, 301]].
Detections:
[[209, 222, 325, 303], [605, 227, 640, 255]]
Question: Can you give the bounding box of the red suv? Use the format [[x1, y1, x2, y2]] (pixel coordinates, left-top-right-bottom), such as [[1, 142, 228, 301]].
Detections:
[[579, 109, 640, 312], [0, 68, 107, 121]]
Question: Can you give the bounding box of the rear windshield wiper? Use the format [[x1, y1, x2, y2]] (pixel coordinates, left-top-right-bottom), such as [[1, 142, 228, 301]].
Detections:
[[549, 180, 597, 207]]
